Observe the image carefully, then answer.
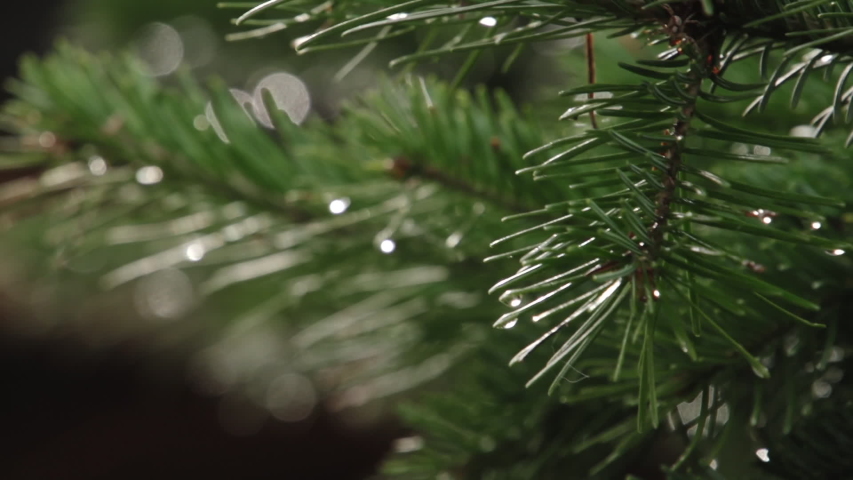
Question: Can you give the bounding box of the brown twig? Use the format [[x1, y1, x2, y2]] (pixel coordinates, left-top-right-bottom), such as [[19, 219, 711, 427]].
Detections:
[[585, 32, 599, 130]]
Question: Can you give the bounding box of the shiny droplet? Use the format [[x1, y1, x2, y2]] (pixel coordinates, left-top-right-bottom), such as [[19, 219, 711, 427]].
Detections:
[[193, 115, 209, 131], [88, 156, 108, 176], [829, 249, 846, 256], [731, 143, 749, 155], [380, 239, 396, 254], [328, 198, 350, 215], [828, 346, 845, 363], [253, 72, 311, 126], [755, 448, 770, 462], [185, 242, 206, 262], [498, 291, 524, 307], [479, 16, 498, 27], [38, 132, 56, 148], [811, 221, 822, 230], [136, 165, 164, 185], [393, 436, 424, 453], [134, 269, 195, 321], [503, 319, 518, 329], [133, 22, 184, 76], [812, 380, 833, 399], [445, 232, 462, 248], [292, 35, 311, 49], [790, 125, 818, 138], [753, 145, 771, 156]]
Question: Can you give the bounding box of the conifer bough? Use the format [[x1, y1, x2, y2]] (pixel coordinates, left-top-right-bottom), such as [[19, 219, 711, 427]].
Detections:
[[1, 0, 853, 478]]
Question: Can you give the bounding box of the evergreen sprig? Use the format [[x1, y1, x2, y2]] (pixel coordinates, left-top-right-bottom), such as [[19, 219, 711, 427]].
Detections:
[[0, 43, 566, 406], [2, 0, 853, 478], [221, 0, 853, 476]]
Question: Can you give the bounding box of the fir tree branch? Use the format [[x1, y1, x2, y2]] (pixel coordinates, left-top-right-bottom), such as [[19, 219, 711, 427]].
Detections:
[[649, 73, 701, 258], [1, 46, 559, 406], [390, 155, 531, 214]]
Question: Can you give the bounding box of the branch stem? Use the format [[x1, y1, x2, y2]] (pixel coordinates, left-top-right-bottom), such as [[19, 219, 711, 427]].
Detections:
[[648, 74, 701, 258]]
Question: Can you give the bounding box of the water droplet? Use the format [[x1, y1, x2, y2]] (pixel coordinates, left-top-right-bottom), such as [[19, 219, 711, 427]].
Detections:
[[828, 248, 846, 256], [253, 72, 311, 126], [292, 35, 311, 49], [731, 143, 749, 155], [38, 131, 56, 148], [653, 289, 661, 299], [328, 198, 350, 215], [753, 145, 771, 156], [790, 125, 817, 138], [828, 346, 845, 363], [379, 239, 396, 254], [710, 459, 718, 470], [812, 380, 832, 398], [762, 216, 772, 224], [503, 319, 518, 329], [811, 221, 822, 230], [134, 269, 195, 321], [386, 13, 408, 20], [755, 448, 770, 462], [88, 156, 107, 176], [133, 22, 184, 77], [193, 114, 209, 131], [393, 436, 424, 453], [479, 16, 498, 27], [185, 242, 206, 262], [136, 165, 164, 185], [445, 232, 462, 248], [498, 291, 524, 307]]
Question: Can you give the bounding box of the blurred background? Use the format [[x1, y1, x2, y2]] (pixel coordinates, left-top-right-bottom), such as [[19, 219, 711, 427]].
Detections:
[[0, 1, 592, 479], [0, 2, 403, 479]]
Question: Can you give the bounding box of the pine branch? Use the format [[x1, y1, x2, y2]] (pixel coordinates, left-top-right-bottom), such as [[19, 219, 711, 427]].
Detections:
[[649, 72, 701, 257], [4, 1, 853, 478], [0, 45, 563, 407]]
